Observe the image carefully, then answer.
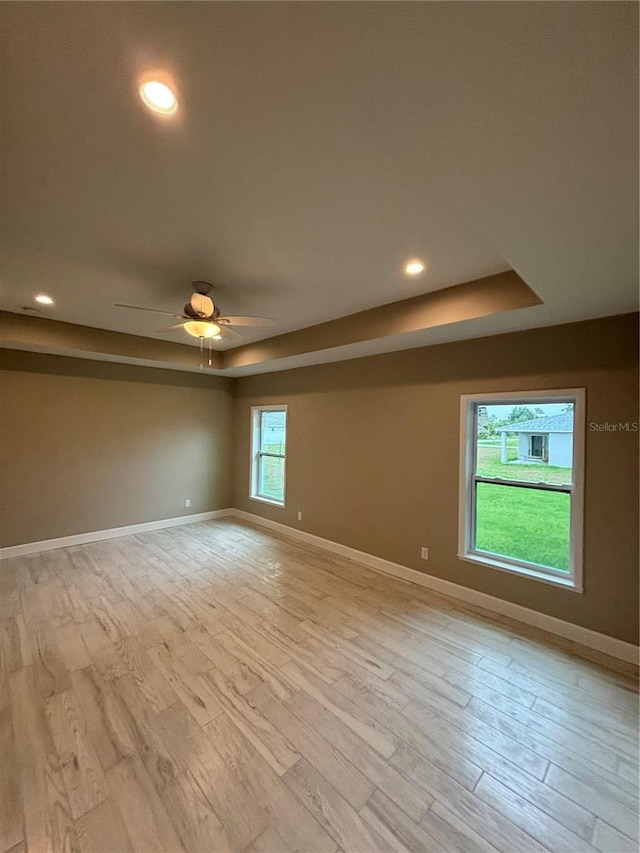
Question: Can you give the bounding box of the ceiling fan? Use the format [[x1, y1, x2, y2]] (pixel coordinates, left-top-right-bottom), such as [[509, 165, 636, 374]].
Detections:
[[115, 280, 274, 341]]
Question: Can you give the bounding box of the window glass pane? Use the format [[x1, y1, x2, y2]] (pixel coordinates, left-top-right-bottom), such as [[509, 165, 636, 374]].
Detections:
[[260, 410, 286, 454], [475, 402, 573, 485], [475, 482, 570, 572], [258, 455, 285, 502]]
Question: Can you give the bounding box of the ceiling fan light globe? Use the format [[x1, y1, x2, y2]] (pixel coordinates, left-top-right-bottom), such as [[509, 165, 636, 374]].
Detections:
[[184, 320, 220, 339]]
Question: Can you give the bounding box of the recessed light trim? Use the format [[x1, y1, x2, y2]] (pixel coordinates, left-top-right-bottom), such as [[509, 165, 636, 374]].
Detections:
[[35, 294, 54, 305], [404, 260, 425, 276], [139, 81, 177, 115]]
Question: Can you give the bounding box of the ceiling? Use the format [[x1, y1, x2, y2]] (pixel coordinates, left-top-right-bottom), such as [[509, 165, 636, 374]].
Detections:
[[1, 3, 637, 376]]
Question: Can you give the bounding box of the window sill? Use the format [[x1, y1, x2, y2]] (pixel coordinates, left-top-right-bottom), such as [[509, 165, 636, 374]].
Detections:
[[457, 551, 583, 593], [250, 495, 285, 509]]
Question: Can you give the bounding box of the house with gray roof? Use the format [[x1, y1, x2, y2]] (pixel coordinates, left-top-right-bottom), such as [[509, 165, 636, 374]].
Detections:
[[497, 412, 573, 467]]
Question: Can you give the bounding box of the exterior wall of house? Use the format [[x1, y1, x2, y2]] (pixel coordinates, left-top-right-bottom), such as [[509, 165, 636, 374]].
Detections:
[[517, 433, 529, 460], [549, 432, 573, 467]]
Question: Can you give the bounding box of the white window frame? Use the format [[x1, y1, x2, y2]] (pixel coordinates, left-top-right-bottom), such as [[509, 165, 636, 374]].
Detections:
[[458, 389, 585, 593], [250, 405, 287, 507]]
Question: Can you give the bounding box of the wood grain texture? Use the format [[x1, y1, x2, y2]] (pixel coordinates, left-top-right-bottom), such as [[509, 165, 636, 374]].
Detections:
[[1, 518, 637, 852]]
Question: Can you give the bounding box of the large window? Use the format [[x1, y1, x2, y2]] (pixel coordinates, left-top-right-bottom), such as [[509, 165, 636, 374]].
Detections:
[[459, 390, 585, 591], [250, 406, 287, 506]]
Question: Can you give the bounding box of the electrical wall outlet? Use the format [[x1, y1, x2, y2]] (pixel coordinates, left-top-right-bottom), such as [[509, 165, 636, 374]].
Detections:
[[421, 547, 429, 560], [184, 499, 191, 508], [297, 511, 303, 521]]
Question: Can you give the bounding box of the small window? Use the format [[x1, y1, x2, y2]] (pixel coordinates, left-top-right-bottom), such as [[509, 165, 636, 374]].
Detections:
[[459, 390, 585, 591], [250, 406, 287, 507]]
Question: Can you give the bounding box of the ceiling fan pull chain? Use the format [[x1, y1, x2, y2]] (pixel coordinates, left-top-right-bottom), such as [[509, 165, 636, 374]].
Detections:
[[199, 336, 204, 370], [208, 337, 212, 366]]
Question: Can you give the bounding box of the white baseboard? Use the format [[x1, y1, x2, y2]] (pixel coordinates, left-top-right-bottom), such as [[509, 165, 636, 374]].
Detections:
[[232, 509, 639, 665], [0, 509, 234, 560]]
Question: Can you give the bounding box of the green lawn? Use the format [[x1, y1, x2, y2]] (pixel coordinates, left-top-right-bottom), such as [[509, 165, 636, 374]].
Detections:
[[258, 443, 286, 502], [474, 446, 572, 571], [475, 482, 570, 571], [476, 445, 572, 485]]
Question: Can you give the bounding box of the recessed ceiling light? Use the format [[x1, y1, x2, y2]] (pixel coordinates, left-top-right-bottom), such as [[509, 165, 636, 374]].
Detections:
[[404, 260, 425, 276], [35, 294, 54, 305], [139, 81, 177, 115]]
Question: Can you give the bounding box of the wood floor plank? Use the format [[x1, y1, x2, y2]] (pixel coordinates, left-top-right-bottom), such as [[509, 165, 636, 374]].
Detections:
[[390, 744, 550, 853], [283, 758, 387, 852], [422, 801, 501, 853], [466, 694, 634, 787], [70, 666, 136, 771], [0, 680, 23, 853], [532, 694, 638, 757], [617, 756, 640, 790], [54, 622, 92, 673], [287, 688, 431, 823], [474, 772, 600, 853], [360, 789, 449, 853], [74, 799, 135, 853], [592, 819, 638, 853], [545, 763, 639, 842], [334, 673, 502, 789], [216, 621, 292, 669], [443, 661, 537, 708], [203, 666, 300, 776], [299, 619, 396, 680], [156, 703, 270, 850], [1, 618, 26, 675], [79, 619, 127, 682], [215, 629, 293, 701], [389, 663, 472, 708], [112, 673, 185, 789], [469, 745, 596, 842], [107, 756, 185, 852], [250, 682, 375, 811], [9, 665, 56, 767], [147, 642, 224, 726], [206, 712, 337, 853], [282, 661, 400, 759], [160, 769, 234, 853], [117, 637, 178, 711], [30, 622, 72, 698], [3, 519, 637, 853], [45, 688, 109, 820], [245, 825, 293, 853], [21, 755, 79, 853], [335, 669, 412, 714]]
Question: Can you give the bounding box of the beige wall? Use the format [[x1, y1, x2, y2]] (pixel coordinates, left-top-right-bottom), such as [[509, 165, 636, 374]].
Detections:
[[0, 352, 234, 546], [233, 313, 639, 645], [2, 314, 637, 644]]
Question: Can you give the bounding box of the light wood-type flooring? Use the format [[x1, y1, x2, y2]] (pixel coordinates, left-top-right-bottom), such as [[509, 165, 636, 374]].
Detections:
[[1, 519, 638, 853]]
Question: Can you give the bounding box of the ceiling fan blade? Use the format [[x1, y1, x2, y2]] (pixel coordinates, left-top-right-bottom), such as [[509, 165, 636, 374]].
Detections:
[[218, 315, 275, 327], [217, 324, 243, 339], [115, 303, 185, 319], [155, 323, 186, 333], [190, 293, 214, 317]]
